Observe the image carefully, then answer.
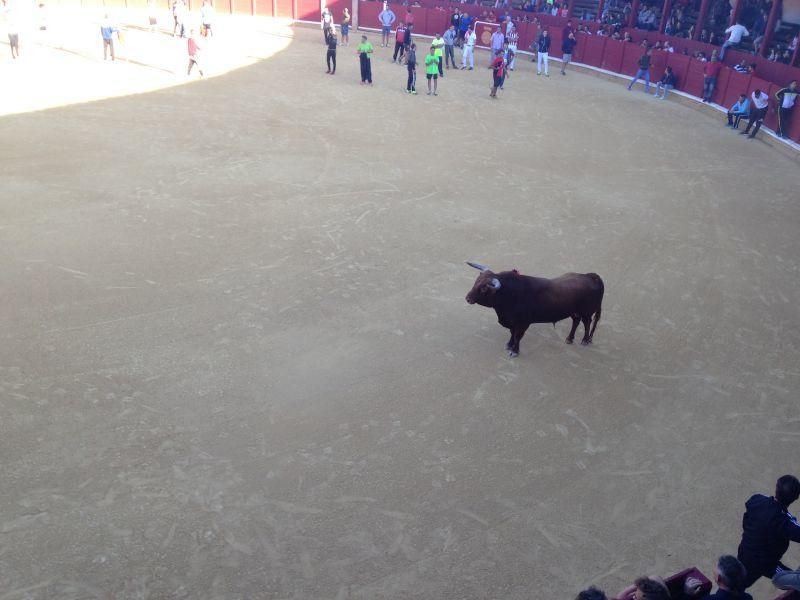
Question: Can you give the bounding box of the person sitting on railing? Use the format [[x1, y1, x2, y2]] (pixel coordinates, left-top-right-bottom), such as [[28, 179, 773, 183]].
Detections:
[[733, 59, 749, 72], [664, 40, 674, 52], [719, 21, 749, 60], [623, 31, 633, 42], [726, 93, 751, 128], [654, 65, 676, 98]]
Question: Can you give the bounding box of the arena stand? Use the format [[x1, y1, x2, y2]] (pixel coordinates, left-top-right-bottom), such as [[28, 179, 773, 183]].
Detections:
[[356, 0, 800, 143]]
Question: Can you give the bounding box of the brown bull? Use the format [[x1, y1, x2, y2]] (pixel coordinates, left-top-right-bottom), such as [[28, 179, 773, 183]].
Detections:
[[465, 261, 604, 357]]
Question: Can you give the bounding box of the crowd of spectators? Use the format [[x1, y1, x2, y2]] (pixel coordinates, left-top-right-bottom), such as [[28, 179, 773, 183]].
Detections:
[[573, 475, 800, 600]]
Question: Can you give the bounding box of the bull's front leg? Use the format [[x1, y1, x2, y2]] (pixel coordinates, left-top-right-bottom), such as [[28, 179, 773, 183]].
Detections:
[[508, 324, 529, 357]]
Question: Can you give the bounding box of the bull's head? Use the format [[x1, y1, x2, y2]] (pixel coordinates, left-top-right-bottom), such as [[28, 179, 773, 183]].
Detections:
[[465, 261, 501, 307]]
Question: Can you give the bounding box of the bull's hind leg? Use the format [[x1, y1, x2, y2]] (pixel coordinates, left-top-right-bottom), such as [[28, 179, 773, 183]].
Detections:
[[566, 315, 580, 344], [505, 332, 515, 352], [580, 316, 592, 345]]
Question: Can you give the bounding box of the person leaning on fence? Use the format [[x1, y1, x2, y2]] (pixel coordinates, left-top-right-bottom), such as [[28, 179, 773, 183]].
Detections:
[[653, 66, 675, 99], [702, 56, 722, 103], [443, 25, 457, 69], [726, 94, 749, 128], [774, 80, 798, 139], [561, 31, 576, 75], [461, 26, 476, 70], [628, 48, 652, 92], [405, 43, 417, 94], [740, 89, 770, 139], [378, 4, 396, 48]]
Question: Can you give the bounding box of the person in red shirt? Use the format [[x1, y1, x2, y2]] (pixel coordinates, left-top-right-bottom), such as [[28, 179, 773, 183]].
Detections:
[[702, 56, 722, 103], [187, 28, 204, 77], [392, 23, 407, 62], [489, 49, 505, 98]]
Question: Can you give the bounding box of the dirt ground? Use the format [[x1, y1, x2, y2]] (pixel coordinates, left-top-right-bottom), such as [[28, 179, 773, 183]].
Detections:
[[1, 20, 800, 600]]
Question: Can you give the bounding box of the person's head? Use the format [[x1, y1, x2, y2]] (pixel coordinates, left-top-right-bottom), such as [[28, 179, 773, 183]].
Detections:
[[435, 32, 441, 38], [575, 587, 608, 600], [789, 80, 798, 91], [344, 7, 349, 14], [430, 45, 436, 54], [567, 19, 572, 25], [496, 48, 503, 55], [775, 474, 800, 506], [666, 66, 672, 73], [449, 24, 454, 30], [714, 555, 748, 593], [543, 29, 548, 36], [754, 88, 763, 97], [633, 577, 671, 600], [361, 34, 367, 42]]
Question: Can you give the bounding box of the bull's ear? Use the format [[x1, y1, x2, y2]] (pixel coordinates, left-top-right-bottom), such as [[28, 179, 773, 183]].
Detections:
[[466, 261, 489, 272]]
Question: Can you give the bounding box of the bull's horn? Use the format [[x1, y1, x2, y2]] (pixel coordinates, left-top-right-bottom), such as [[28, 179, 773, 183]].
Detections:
[[490, 278, 501, 289], [466, 261, 489, 272]]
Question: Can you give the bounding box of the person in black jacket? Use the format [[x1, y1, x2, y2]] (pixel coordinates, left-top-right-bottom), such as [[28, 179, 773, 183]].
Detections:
[[737, 475, 800, 589], [627, 48, 652, 92], [654, 66, 676, 99], [561, 31, 576, 75], [536, 29, 551, 76]]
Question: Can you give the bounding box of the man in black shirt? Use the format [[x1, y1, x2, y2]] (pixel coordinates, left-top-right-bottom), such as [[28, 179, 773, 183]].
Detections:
[[737, 475, 800, 589]]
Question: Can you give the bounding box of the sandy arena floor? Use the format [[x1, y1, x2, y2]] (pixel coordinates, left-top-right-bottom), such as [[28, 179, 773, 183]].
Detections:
[[1, 21, 800, 600]]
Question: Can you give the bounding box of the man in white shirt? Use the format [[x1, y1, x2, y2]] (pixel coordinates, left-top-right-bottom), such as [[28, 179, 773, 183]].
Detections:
[[740, 89, 770, 139], [720, 22, 749, 61], [461, 25, 476, 69]]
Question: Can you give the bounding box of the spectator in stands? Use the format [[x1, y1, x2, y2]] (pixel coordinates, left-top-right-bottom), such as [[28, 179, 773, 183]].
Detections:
[[451, 8, 461, 38], [576, 587, 608, 600], [775, 80, 798, 139], [654, 66, 676, 98], [461, 25, 475, 69], [720, 21, 748, 60], [405, 42, 417, 94], [702, 56, 722, 102], [727, 94, 750, 128], [624, 31, 633, 42], [458, 11, 472, 44], [737, 474, 800, 583], [443, 25, 457, 69], [379, 4, 396, 48], [392, 23, 407, 63], [536, 28, 551, 76], [628, 48, 653, 92], [664, 41, 674, 52], [733, 59, 749, 72], [561, 31, 577, 74], [616, 576, 672, 600]]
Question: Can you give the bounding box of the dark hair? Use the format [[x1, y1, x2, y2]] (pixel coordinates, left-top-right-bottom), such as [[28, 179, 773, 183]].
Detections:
[[576, 586, 608, 600], [717, 555, 747, 592], [634, 577, 672, 600], [776, 475, 800, 506]]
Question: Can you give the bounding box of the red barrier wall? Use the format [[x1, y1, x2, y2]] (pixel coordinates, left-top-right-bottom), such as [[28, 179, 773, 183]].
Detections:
[[356, 1, 800, 142], [274, 0, 292, 18], [296, 0, 319, 21], [254, 0, 272, 17]]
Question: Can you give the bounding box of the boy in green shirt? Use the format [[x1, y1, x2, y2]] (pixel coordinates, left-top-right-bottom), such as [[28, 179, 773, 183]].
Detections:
[[431, 32, 445, 76], [357, 35, 373, 84], [425, 46, 439, 96]]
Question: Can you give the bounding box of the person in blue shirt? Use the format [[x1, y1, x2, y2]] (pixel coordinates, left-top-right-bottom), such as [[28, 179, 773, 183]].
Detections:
[[100, 14, 118, 61], [378, 4, 396, 48], [726, 94, 750, 129]]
